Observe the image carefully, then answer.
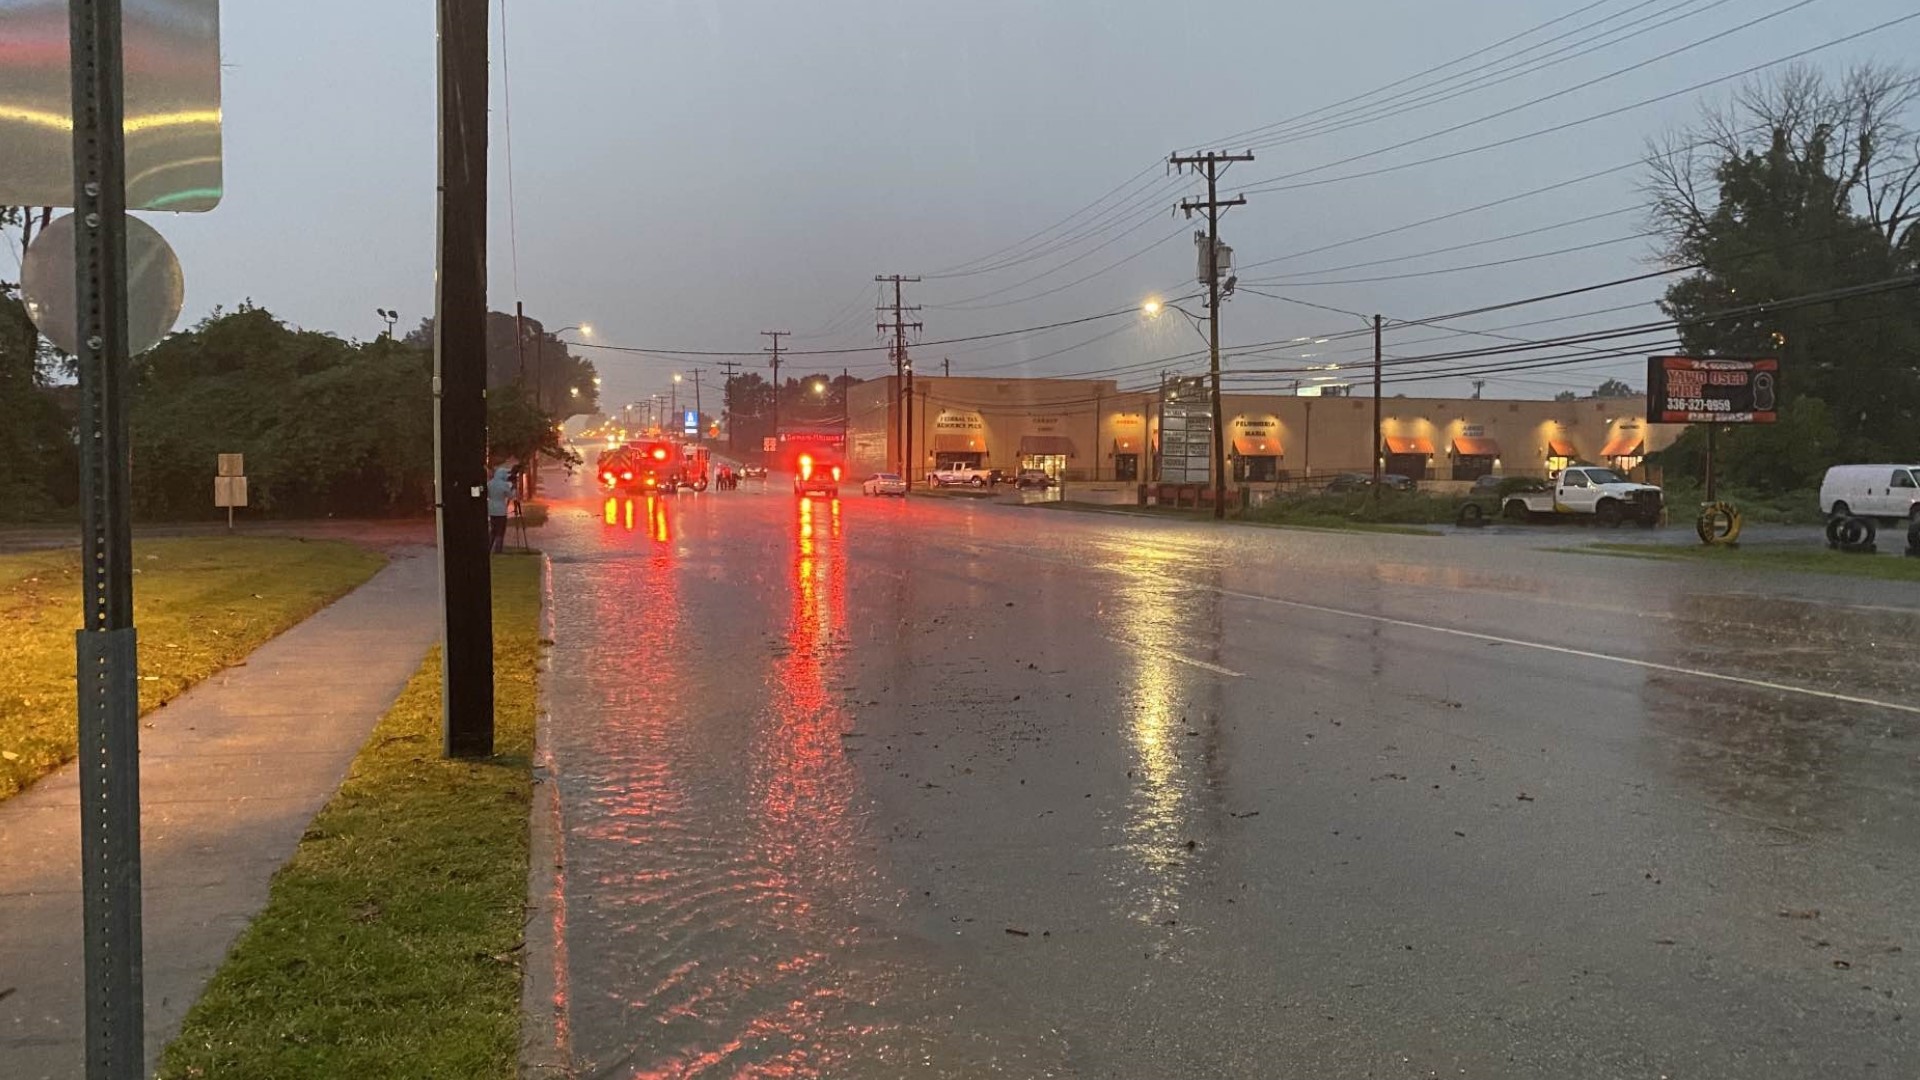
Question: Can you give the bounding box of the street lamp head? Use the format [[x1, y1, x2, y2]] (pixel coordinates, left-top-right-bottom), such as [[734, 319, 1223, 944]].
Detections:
[[578, 324, 594, 338], [673, 373, 683, 383], [812, 380, 826, 395], [1142, 299, 1163, 317]]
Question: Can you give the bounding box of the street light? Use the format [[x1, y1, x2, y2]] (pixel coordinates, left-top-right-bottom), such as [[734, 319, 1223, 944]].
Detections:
[[812, 380, 826, 395], [375, 307, 399, 338], [555, 323, 593, 339], [1142, 299, 1163, 317]]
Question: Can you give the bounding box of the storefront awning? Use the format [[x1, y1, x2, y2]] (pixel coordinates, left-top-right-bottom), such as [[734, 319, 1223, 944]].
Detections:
[[1113, 436, 1144, 453], [1601, 434, 1644, 457], [1451, 436, 1501, 457], [933, 433, 985, 454], [1232, 434, 1281, 456], [1383, 435, 1434, 455], [1018, 435, 1078, 457], [1547, 438, 1579, 458]]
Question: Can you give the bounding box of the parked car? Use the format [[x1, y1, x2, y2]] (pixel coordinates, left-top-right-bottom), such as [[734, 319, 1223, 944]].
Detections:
[[1322, 473, 1374, 493], [1820, 464, 1920, 521], [739, 464, 768, 479], [1380, 473, 1416, 492], [1469, 474, 1505, 495], [987, 468, 1016, 486], [862, 472, 908, 497], [1014, 470, 1054, 490]]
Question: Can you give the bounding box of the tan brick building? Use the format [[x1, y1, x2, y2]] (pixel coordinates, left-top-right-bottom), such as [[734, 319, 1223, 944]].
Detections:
[[846, 376, 1674, 485]]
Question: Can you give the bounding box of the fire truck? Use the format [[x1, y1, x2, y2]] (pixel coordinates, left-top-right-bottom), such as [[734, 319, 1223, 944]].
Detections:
[[792, 448, 844, 497], [598, 439, 711, 493]]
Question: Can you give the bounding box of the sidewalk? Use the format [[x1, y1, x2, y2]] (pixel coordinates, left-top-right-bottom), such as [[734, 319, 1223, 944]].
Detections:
[[0, 548, 442, 1079]]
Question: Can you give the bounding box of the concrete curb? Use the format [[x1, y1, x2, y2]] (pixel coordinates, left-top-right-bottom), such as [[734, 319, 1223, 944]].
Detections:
[[519, 551, 574, 1079]]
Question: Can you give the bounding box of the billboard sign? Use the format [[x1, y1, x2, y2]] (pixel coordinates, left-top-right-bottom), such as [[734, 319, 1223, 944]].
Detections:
[[683, 409, 698, 435], [1646, 356, 1779, 424]]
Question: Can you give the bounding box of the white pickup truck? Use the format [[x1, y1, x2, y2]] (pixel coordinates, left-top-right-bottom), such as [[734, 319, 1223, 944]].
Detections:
[[928, 464, 990, 488], [1502, 466, 1664, 527]]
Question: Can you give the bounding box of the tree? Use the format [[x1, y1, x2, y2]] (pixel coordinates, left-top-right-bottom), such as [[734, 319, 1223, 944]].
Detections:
[[1554, 390, 1578, 402], [1643, 63, 1920, 490], [486, 382, 580, 471], [1589, 379, 1636, 398], [406, 310, 600, 419]]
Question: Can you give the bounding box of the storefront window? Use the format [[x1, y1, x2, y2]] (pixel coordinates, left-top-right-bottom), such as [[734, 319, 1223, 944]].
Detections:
[[1115, 453, 1139, 481], [1234, 455, 1279, 482], [1022, 454, 1067, 478]]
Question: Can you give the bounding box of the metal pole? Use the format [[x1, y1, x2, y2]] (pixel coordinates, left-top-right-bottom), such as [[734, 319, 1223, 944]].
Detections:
[[69, 2, 145, 1073], [435, 0, 495, 758], [1156, 370, 1166, 483], [693, 370, 703, 444], [1705, 423, 1718, 503], [841, 367, 850, 450], [1372, 313, 1383, 499]]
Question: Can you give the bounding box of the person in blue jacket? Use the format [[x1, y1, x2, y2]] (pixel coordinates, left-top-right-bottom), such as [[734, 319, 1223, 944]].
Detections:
[[486, 462, 518, 554]]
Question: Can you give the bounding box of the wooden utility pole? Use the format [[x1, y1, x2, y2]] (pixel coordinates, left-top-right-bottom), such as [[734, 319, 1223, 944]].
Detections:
[[876, 275, 922, 483], [692, 369, 704, 444], [1372, 314, 1383, 499], [718, 359, 740, 452], [435, 0, 494, 757], [1172, 150, 1253, 520], [762, 330, 787, 448]]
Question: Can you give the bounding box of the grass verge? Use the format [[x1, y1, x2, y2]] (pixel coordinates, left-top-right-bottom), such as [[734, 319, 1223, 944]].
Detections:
[[1030, 499, 1438, 535], [157, 554, 544, 1080], [1578, 542, 1920, 583], [0, 537, 385, 802]]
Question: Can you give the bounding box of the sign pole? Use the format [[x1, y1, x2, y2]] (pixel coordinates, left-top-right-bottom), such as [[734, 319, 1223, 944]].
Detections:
[[1705, 423, 1718, 504], [69, 1, 146, 1076]]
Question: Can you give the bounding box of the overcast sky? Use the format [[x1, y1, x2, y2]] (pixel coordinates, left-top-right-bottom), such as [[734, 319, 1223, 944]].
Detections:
[[136, 0, 1920, 407]]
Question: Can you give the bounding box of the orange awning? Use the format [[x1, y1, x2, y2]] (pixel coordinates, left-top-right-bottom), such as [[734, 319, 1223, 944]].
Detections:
[[1383, 435, 1434, 455], [1232, 434, 1281, 456], [1451, 436, 1501, 457], [1547, 438, 1579, 458], [1601, 434, 1644, 457], [933, 433, 984, 453]]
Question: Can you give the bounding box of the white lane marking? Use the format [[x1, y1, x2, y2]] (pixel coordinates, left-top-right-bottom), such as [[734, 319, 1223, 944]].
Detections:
[[1108, 636, 1243, 678], [1214, 586, 1920, 717]]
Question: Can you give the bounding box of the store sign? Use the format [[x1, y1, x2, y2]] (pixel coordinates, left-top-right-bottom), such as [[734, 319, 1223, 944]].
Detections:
[[1647, 356, 1779, 424], [1462, 424, 1485, 438], [935, 410, 983, 432], [1029, 414, 1062, 433]]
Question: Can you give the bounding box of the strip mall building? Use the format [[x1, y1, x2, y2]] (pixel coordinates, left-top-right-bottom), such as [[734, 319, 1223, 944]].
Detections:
[[846, 376, 1675, 485]]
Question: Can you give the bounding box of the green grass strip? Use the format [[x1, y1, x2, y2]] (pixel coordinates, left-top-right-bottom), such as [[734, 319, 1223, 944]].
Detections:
[[157, 555, 545, 1080], [1579, 542, 1920, 582], [0, 537, 386, 802]]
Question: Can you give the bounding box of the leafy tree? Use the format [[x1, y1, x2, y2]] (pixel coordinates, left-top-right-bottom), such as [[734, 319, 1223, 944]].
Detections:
[[1553, 390, 1578, 402], [1590, 378, 1636, 398], [486, 382, 580, 471], [1643, 63, 1920, 490], [407, 310, 600, 418]]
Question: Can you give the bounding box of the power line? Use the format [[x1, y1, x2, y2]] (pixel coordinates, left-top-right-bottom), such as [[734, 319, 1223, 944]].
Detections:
[[1249, 205, 1641, 280], [1241, 0, 1739, 153], [497, 0, 522, 300], [1241, 11, 1920, 196]]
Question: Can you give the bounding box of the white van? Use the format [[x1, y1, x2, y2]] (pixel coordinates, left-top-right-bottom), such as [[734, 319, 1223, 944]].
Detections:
[[1820, 464, 1920, 521]]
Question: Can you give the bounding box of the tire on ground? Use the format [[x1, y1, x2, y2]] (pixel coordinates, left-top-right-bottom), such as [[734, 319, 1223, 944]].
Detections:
[[1456, 502, 1487, 528]]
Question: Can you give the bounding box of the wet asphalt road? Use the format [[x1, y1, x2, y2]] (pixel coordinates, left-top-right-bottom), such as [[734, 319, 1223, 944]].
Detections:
[[539, 474, 1920, 1079]]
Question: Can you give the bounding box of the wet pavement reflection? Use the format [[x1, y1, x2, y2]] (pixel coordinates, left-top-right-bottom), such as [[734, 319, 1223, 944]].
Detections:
[[540, 478, 1920, 1078]]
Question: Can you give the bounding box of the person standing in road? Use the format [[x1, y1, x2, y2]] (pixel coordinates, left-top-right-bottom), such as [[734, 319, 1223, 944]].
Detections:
[[486, 462, 517, 554]]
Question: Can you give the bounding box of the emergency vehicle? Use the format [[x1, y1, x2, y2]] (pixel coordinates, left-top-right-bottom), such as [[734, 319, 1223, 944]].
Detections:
[[599, 439, 712, 493], [792, 449, 844, 498]]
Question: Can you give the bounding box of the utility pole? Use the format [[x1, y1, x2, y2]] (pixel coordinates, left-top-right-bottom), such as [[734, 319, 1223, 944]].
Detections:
[[1472, 379, 1485, 400], [435, 0, 494, 757], [515, 299, 527, 380], [1172, 149, 1253, 519], [1372, 314, 1383, 499], [69, 2, 145, 1073], [693, 369, 704, 444], [841, 366, 850, 451], [719, 359, 740, 453], [943, 356, 950, 377], [876, 275, 921, 483], [762, 330, 787, 449]]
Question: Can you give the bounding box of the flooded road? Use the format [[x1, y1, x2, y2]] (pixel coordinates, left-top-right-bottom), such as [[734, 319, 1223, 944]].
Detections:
[[539, 476, 1919, 1078]]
